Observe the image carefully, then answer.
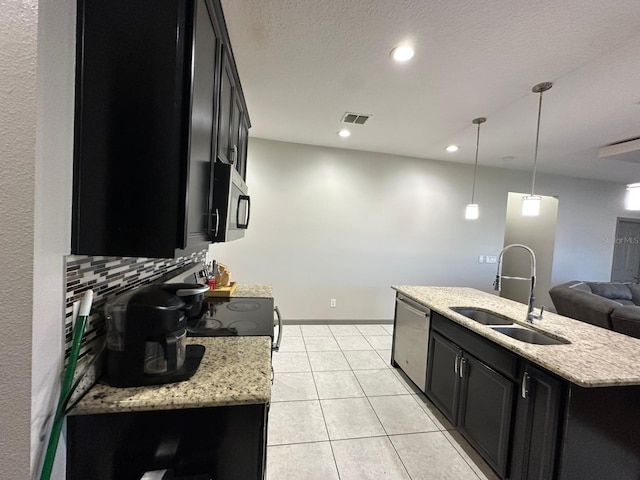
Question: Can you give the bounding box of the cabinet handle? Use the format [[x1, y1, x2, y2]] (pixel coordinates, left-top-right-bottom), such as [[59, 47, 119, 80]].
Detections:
[[230, 145, 237, 165], [212, 208, 220, 237], [459, 357, 466, 378], [454, 354, 461, 374], [237, 195, 250, 229], [521, 372, 530, 399]]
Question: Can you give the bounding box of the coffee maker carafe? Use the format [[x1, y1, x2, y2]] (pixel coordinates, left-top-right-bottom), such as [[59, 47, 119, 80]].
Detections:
[[105, 285, 205, 387]]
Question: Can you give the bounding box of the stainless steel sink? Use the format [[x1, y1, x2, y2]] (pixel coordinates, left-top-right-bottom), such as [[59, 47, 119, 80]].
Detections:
[[450, 307, 514, 326], [490, 325, 570, 346]]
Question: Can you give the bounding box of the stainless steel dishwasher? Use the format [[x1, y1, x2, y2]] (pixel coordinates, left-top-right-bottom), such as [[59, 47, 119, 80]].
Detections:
[[393, 294, 431, 391]]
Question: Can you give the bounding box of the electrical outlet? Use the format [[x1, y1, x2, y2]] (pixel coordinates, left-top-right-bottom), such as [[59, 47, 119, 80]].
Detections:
[[330, 298, 337, 308], [478, 255, 485, 264], [486, 255, 498, 264]]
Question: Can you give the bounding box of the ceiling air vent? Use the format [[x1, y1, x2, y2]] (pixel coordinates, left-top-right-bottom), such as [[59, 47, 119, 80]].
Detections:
[[341, 112, 371, 125], [598, 137, 640, 164]]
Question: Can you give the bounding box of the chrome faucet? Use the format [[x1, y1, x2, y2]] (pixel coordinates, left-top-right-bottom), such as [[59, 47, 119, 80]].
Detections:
[[493, 244, 544, 323]]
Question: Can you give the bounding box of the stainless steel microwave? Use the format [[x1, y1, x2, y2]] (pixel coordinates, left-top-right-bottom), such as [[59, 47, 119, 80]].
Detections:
[[211, 163, 250, 242]]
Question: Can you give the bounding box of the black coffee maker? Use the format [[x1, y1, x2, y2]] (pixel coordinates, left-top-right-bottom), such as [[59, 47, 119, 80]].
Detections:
[[104, 285, 205, 387]]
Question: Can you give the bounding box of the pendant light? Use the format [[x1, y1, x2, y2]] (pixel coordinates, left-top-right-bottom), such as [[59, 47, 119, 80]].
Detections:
[[522, 82, 552, 216], [465, 117, 487, 220], [626, 183, 640, 210]]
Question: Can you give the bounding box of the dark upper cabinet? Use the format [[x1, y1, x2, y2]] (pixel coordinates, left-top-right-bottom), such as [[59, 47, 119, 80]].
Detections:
[[216, 51, 234, 166], [216, 47, 250, 180], [72, 0, 249, 258]]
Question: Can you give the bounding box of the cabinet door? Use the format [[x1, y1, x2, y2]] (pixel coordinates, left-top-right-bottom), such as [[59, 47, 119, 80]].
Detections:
[[458, 354, 514, 478], [236, 110, 249, 180], [229, 88, 242, 167], [184, 0, 218, 247], [426, 331, 462, 423], [510, 364, 564, 480], [217, 50, 234, 164]]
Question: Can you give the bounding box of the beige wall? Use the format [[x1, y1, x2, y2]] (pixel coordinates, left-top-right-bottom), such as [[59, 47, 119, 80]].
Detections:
[[0, 0, 76, 478], [211, 138, 638, 320]]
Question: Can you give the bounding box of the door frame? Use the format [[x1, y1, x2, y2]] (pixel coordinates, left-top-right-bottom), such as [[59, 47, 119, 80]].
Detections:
[[610, 217, 640, 282]]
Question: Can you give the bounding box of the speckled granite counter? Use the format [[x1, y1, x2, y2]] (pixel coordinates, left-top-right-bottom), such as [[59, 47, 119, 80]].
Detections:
[[393, 286, 640, 388], [233, 284, 272, 298], [70, 336, 271, 415]]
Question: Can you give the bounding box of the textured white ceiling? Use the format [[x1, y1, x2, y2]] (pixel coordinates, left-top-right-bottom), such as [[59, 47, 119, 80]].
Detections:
[[221, 0, 640, 183]]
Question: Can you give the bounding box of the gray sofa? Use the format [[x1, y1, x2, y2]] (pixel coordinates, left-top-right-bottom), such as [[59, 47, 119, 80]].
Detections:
[[549, 281, 640, 339]]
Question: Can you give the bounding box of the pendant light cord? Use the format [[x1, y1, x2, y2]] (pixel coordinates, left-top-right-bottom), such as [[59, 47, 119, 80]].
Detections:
[[530, 82, 552, 196], [471, 123, 480, 203], [531, 91, 543, 196], [470, 117, 486, 204]]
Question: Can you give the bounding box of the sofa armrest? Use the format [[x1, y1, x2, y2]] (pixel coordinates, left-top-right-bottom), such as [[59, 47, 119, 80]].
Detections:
[[550, 287, 617, 329], [610, 306, 640, 339]]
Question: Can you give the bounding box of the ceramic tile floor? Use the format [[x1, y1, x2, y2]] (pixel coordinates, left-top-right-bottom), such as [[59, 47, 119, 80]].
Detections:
[[268, 323, 501, 480]]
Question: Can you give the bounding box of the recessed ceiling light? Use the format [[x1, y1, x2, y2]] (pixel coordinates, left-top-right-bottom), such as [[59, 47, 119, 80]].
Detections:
[[446, 145, 459, 153], [338, 129, 351, 138], [390, 45, 415, 62]]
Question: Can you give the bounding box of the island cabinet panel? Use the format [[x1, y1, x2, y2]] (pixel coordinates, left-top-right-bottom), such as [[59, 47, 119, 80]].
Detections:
[[427, 312, 518, 478], [509, 363, 566, 480], [67, 403, 269, 480], [556, 384, 640, 480]]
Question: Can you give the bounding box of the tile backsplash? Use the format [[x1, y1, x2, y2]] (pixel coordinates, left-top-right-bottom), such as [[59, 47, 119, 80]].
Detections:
[[64, 250, 205, 401]]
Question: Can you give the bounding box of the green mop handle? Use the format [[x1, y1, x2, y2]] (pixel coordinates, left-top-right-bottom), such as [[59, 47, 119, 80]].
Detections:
[[40, 290, 93, 480]]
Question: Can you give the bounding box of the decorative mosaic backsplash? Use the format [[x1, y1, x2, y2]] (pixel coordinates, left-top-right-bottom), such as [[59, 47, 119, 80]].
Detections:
[[64, 251, 206, 401]]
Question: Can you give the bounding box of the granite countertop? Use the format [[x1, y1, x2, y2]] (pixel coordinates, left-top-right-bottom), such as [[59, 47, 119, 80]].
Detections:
[[233, 284, 273, 298], [393, 286, 640, 388], [70, 336, 272, 415]]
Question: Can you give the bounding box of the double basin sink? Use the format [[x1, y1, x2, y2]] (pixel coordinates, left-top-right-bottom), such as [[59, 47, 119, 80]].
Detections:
[[450, 308, 570, 346]]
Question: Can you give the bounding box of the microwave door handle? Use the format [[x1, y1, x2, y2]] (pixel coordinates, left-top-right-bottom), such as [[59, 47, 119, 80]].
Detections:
[[237, 195, 250, 229]]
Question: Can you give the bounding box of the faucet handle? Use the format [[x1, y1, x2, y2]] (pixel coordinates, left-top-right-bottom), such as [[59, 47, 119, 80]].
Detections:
[[529, 305, 544, 322]]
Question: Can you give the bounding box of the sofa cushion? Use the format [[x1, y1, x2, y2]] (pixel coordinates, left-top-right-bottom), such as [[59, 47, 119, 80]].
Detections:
[[586, 282, 632, 301], [625, 283, 640, 306], [568, 281, 591, 293], [610, 306, 640, 339]]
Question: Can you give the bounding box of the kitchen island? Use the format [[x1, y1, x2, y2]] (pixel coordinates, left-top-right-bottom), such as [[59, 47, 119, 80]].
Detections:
[[391, 286, 640, 480], [67, 336, 272, 480]]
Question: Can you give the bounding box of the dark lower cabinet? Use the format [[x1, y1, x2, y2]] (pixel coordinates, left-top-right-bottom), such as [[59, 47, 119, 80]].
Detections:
[[426, 310, 640, 480], [426, 332, 461, 422], [510, 363, 565, 480], [67, 403, 268, 480], [426, 328, 514, 478], [458, 353, 514, 477]]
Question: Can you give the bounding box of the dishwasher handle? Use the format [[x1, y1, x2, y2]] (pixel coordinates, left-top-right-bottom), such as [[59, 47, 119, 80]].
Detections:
[[396, 295, 430, 317]]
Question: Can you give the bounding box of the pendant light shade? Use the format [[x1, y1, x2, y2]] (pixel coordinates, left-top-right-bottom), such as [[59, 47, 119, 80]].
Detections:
[[465, 203, 479, 219], [522, 82, 552, 216], [465, 117, 486, 220], [521, 195, 542, 216], [626, 183, 640, 210]]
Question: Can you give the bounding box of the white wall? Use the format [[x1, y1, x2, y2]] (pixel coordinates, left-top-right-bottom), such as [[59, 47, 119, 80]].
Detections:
[[502, 193, 559, 310], [0, 0, 75, 478], [31, 0, 76, 477], [0, 1, 38, 477], [211, 138, 637, 320]]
